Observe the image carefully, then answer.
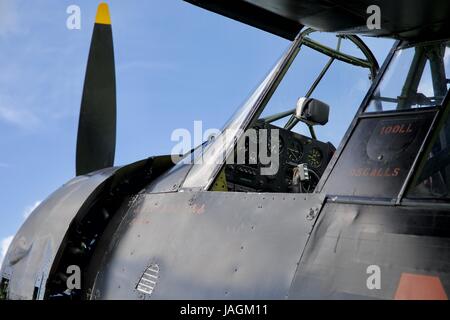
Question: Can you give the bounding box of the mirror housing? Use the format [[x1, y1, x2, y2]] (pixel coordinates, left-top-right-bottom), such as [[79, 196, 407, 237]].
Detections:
[[294, 97, 329, 126]]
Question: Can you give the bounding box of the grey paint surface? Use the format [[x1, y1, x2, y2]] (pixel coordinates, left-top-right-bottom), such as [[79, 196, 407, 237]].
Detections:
[[145, 163, 192, 193], [0, 167, 119, 300], [289, 202, 450, 299], [90, 191, 325, 299]]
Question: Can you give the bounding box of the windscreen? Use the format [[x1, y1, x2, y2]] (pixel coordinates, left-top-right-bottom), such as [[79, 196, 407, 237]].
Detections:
[[323, 40, 450, 199], [366, 41, 450, 112]]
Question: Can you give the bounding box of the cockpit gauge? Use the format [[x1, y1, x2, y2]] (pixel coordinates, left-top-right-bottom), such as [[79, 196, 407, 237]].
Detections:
[[307, 148, 323, 168], [287, 142, 303, 163]]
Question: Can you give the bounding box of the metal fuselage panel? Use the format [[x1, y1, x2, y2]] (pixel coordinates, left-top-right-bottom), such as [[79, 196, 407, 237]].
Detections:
[[289, 202, 450, 299], [0, 168, 119, 300], [89, 192, 325, 299], [0, 156, 177, 300]]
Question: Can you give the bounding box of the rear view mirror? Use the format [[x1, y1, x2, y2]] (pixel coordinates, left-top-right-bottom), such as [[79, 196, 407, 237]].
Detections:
[[294, 97, 330, 126]]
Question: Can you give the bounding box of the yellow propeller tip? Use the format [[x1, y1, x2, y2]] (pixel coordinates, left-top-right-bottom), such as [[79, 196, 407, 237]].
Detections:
[[95, 3, 111, 25]]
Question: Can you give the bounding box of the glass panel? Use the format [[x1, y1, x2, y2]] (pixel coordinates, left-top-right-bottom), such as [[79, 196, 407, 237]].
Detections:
[[408, 112, 450, 199], [323, 112, 436, 198], [259, 44, 372, 147], [212, 34, 375, 194], [181, 42, 294, 190], [180, 31, 379, 193], [366, 41, 450, 112]]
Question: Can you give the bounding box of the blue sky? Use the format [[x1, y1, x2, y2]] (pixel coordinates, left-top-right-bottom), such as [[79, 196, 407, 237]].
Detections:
[[0, 0, 394, 264]]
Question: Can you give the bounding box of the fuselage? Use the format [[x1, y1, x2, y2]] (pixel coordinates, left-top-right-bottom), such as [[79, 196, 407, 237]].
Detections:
[[2, 3, 450, 300]]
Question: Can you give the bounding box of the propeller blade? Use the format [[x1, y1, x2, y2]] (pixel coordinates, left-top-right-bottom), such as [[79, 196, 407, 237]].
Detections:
[[76, 3, 116, 176]]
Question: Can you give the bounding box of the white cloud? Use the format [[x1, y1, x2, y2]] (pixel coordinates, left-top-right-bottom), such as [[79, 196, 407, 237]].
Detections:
[[0, 162, 9, 168], [0, 236, 14, 267], [23, 201, 42, 219], [0, 104, 40, 129]]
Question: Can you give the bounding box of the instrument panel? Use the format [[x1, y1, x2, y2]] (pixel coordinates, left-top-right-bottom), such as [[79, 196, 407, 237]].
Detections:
[[225, 122, 335, 193]]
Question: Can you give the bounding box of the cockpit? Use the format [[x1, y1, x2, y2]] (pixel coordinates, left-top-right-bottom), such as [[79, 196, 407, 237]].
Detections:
[[220, 98, 336, 193], [150, 30, 450, 202], [204, 29, 380, 194]]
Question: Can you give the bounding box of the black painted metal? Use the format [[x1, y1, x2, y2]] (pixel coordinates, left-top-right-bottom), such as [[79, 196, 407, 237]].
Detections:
[[1, 167, 119, 300], [289, 202, 450, 299], [185, 0, 450, 41], [88, 192, 325, 299], [4, 4, 450, 301], [185, 0, 303, 40], [76, 22, 116, 176], [0, 156, 177, 300]]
